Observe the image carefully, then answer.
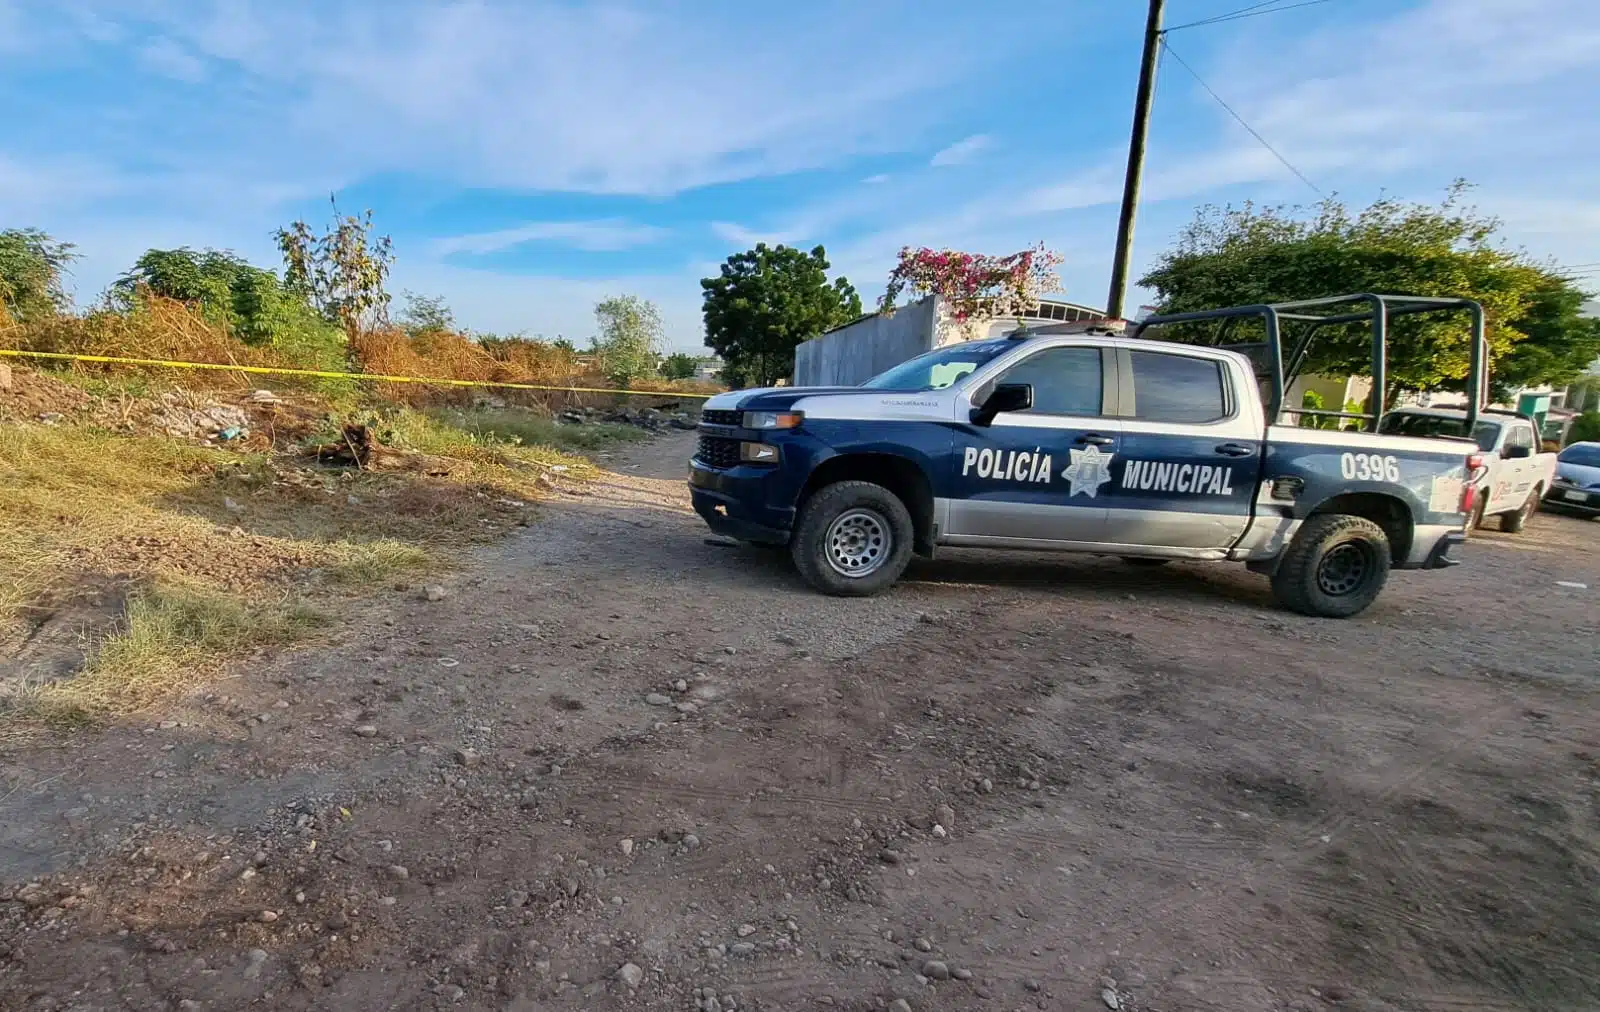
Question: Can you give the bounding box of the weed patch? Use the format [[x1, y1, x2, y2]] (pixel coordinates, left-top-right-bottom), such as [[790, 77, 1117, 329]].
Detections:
[[21, 581, 325, 721]]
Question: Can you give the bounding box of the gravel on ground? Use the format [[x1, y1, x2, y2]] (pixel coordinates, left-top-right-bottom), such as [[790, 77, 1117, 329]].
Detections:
[[2, 430, 1597, 1011]]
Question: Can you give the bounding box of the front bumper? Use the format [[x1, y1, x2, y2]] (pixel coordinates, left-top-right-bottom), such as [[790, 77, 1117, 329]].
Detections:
[[688, 460, 795, 544], [1544, 486, 1600, 516]]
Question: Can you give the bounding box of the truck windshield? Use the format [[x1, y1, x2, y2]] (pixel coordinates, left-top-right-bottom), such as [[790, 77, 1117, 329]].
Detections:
[[1378, 412, 1501, 451], [862, 339, 1015, 391]]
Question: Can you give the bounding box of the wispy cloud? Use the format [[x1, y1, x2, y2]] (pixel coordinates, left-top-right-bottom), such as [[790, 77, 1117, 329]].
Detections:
[[434, 219, 668, 256], [930, 134, 991, 167], [137, 37, 207, 81], [862, 173, 891, 185], [710, 221, 808, 248], [32, 0, 1000, 198]]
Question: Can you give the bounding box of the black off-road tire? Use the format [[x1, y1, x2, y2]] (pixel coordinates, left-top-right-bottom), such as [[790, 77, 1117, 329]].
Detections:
[[1270, 514, 1392, 618], [1499, 485, 1541, 534], [791, 481, 915, 597]]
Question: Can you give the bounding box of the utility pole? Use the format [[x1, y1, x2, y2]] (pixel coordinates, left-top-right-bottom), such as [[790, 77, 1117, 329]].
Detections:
[[1106, 0, 1166, 321]]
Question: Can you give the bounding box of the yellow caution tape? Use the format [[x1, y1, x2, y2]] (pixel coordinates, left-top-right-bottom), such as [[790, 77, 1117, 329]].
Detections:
[[0, 348, 713, 399]]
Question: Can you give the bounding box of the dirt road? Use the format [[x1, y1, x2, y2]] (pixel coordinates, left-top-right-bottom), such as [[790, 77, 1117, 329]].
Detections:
[[3, 431, 1598, 1012]]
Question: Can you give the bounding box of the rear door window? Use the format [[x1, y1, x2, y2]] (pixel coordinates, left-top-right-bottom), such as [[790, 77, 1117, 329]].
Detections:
[[1128, 351, 1228, 424]]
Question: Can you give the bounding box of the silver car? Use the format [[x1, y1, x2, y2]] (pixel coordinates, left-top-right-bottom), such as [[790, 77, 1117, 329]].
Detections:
[[1544, 441, 1600, 517]]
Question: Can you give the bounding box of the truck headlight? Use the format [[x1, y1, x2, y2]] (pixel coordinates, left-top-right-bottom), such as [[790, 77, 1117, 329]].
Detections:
[[742, 411, 802, 430], [739, 441, 780, 464]]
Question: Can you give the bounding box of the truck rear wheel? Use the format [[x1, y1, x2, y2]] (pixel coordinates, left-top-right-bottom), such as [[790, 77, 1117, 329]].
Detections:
[[1499, 485, 1541, 533], [1270, 514, 1391, 618], [791, 481, 914, 597]]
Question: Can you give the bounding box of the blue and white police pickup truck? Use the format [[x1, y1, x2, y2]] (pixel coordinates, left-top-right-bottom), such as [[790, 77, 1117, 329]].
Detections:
[[689, 294, 1486, 618]]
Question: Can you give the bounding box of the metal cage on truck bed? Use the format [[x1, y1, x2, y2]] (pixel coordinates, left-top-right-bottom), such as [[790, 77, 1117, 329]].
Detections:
[[1129, 293, 1488, 433]]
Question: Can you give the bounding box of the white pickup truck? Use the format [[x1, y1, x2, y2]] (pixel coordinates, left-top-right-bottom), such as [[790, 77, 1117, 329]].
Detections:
[[1378, 407, 1557, 533]]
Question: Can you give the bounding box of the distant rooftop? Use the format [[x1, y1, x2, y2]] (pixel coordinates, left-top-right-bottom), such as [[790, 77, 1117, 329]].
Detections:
[[820, 295, 1105, 338]]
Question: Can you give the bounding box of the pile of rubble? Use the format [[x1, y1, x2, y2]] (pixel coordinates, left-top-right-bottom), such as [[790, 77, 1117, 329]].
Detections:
[[557, 405, 700, 432], [148, 389, 285, 443]]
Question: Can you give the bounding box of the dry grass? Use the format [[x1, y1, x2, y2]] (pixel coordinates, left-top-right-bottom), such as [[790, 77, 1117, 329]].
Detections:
[[0, 402, 614, 726], [15, 299, 302, 375], [22, 581, 325, 721]]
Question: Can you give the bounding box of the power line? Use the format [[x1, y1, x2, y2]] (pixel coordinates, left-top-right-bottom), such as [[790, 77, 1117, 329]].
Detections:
[[1159, 37, 1324, 197], [1167, 0, 1339, 32]]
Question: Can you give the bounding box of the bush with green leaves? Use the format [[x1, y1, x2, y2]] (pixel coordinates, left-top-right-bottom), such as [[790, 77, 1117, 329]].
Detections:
[[1570, 411, 1600, 445], [113, 247, 346, 371], [659, 352, 699, 381]]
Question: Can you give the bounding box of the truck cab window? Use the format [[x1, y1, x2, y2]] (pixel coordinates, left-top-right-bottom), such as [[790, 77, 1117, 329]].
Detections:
[[991, 346, 1102, 416], [1128, 351, 1227, 423]]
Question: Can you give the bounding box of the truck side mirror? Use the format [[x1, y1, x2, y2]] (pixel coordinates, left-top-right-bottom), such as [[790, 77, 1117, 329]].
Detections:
[[1503, 444, 1532, 459], [971, 383, 1032, 426]]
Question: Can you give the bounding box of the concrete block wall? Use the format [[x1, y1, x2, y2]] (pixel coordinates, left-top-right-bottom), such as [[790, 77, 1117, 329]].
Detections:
[[793, 296, 939, 387]]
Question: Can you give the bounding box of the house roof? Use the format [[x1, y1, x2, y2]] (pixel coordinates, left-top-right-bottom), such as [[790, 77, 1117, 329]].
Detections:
[[817, 295, 1107, 338]]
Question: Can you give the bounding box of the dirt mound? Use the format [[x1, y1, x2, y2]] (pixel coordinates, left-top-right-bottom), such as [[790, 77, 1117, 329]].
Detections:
[[0, 364, 95, 424]]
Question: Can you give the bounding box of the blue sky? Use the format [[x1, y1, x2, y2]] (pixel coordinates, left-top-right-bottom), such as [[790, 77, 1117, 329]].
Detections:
[[2, 0, 1597, 352]]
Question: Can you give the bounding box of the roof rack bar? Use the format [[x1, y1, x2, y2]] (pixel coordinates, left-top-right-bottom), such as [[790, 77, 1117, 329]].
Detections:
[[1264, 307, 1286, 418], [1466, 300, 1485, 433], [1131, 292, 1488, 433], [1368, 295, 1386, 432]]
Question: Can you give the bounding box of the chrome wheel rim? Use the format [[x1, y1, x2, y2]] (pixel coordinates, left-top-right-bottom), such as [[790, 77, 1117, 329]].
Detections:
[[824, 508, 890, 578]]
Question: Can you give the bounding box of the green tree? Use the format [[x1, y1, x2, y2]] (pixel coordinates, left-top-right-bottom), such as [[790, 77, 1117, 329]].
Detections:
[[701, 243, 861, 387], [659, 352, 699, 381], [1139, 183, 1590, 398], [398, 291, 455, 337], [592, 295, 663, 387], [275, 197, 395, 342], [1490, 277, 1600, 397], [0, 228, 76, 321]]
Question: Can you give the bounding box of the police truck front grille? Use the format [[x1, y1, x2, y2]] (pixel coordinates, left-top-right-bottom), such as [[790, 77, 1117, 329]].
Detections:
[[701, 409, 743, 427], [696, 435, 741, 470]]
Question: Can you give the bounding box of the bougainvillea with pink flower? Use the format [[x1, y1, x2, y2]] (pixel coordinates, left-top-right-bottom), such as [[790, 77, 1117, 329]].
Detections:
[[879, 243, 1064, 323]]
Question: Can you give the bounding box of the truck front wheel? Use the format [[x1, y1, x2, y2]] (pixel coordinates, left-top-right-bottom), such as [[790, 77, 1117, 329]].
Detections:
[[791, 481, 915, 597], [1270, 514, 1391, 618]]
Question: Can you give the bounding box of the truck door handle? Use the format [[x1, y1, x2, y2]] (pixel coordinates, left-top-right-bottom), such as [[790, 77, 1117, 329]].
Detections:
[[1215, 443, 1254, 457], [1075, 433, 1114, 447]]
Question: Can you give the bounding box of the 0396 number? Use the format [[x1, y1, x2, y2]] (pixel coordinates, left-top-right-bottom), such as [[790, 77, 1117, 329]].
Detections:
[[1340, 452, 1401, 483]]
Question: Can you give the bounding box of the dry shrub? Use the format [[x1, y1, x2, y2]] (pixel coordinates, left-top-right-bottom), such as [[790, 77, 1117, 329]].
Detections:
[[7, 298, 717, 415], [484, 337, 585, 384], [353, 327, 499, 383], [350, 328, 616, 404], [14, 299, 301, 390]]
